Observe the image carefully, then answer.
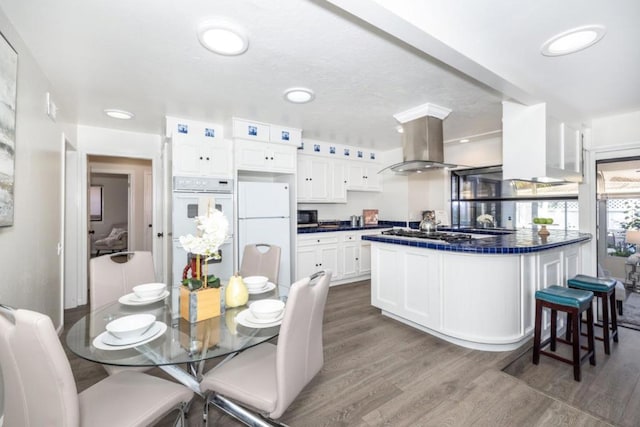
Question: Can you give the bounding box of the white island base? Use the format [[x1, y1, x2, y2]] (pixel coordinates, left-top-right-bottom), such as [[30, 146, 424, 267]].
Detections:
[[370, 241, 585, 352]]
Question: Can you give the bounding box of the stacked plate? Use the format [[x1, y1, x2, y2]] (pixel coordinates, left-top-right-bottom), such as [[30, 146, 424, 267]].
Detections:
[[119, 283, 170, 306], [93, 314, 167, 350], [236, 299, 285, 328], [247, 281, 276, 295]]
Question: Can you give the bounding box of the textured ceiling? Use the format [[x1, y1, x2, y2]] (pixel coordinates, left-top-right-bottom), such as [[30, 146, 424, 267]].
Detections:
[[0, 0, 637, 151]]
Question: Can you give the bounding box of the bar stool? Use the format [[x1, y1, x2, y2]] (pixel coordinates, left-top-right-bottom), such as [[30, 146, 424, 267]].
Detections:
[[566, 274, 619, 355], [533, 285, 595, 382]]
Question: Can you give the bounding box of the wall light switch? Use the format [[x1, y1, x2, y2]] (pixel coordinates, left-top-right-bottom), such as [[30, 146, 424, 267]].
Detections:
[[46, 92, 57, 121]]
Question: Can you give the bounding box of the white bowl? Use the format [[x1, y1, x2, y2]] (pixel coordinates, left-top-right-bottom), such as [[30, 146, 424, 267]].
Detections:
[[243, 276, 268, 290], [249, 299, 285, 320], [133, 283, 166, 300], [106, 314, 156, 340]]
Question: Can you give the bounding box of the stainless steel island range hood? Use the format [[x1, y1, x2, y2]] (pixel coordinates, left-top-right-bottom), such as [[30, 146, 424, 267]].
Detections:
[[379, 103, 456, 174]]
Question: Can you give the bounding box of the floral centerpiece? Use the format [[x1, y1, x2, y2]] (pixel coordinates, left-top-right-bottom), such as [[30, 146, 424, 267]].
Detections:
[[179, 203, 229, 290], [477, 214, 495, 227], [179, 203, 229, 322]]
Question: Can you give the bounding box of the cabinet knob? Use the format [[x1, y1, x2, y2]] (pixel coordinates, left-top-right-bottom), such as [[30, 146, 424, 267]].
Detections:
[[199, 156, 204, 160], [206, 157, 210, 160], [270, 157, 274, 160], [265, 156, 269, 160], [157, 232, 164, 237], [356, 257, 359, 261], [317, 239, 320, 243]]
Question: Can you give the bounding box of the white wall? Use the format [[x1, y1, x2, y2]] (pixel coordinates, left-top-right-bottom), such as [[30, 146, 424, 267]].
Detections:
[[0, 9, 78, 420], [445, 136, 502, 167], [590, 111, 640, 148], [0, 9, 74, 325]]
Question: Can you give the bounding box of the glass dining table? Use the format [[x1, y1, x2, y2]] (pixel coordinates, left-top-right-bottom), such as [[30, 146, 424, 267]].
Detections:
[[65, 288, 282, 395]]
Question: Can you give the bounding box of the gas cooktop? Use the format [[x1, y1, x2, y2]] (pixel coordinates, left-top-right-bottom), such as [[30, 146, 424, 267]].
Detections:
[[381, 229, 474, 243]]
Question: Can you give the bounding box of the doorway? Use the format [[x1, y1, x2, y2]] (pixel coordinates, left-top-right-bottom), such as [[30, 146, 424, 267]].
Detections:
[[596, 157, 640, 327]]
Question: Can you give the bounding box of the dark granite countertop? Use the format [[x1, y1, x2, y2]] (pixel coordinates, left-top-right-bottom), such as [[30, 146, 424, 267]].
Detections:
[[362, 229, 592, 254]]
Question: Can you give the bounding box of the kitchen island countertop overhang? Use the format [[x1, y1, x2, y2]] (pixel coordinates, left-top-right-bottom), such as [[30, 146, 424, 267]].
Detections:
[[365, 229, 592, 352]]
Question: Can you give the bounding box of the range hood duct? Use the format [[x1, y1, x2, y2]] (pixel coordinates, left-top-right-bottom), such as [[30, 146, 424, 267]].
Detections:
[[379, 103, 456, 174]]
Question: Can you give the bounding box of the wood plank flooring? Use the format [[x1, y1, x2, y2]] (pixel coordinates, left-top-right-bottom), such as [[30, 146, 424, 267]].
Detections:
[[63, 281, 623, 426]]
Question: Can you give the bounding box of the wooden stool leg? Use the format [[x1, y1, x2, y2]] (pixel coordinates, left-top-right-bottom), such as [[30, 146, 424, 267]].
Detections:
[[565, 312, 572, 341], [550, 309, 557, 351], [601, 293, 611, 355], [587, 302, 596, 366], [533, 299, 543, 365], [572, 308, 581, 381], [610, 292, 619, 344]]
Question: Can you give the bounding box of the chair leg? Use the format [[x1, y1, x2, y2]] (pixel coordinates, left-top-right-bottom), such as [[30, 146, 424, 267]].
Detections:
[[571, 308, 582, 381], [533, 300, 543, 365], [587, 302, 596, 366], [610, 292, 619, 344], [550, 309, 557, 351], [565, 312, 573, 342], [601, 293, 611, 355], [617, 299, 623, 316]]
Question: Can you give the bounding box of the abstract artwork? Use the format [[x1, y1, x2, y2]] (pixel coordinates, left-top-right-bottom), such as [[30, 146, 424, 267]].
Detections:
[[0, 32, 17, 227]]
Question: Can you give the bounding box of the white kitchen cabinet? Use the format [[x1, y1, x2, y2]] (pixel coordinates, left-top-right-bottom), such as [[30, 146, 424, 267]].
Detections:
[[296, 234, 340, 281], [502, 101, 582, 182], [172, 139, 232, 178], [297, 155, 330, 202], [331, 161, 348, 203], [235, 140, 297, 173], [340, 234, 359, 280], [346, 161, 382, 191]]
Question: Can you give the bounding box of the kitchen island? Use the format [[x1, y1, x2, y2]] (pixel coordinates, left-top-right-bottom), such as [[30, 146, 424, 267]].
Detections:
[[362, 229, 591, 351]]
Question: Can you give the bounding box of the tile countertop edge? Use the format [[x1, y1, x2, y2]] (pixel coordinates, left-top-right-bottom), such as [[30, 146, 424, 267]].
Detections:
[[297, 224, 393, 234], [361, 231, 592, 254]]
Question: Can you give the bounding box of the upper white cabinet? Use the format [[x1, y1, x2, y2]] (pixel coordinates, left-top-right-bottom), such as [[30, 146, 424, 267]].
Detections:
[[167, 117, 232, 178], [346, 161, 382, 191], [502, 101, 582, 182], [297, 155, 348, 203], [235, 140, 297, 173], [297, 155, 330, 202], [232, 118, 300, 174]]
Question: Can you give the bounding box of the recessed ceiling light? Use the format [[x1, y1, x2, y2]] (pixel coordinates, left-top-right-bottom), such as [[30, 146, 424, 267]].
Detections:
[[541, 25, 606, 56], [284, 87, 315, 104], [104, 109, 134, 120], [198, 19, 249, 56], [459, 139, 470, 143]]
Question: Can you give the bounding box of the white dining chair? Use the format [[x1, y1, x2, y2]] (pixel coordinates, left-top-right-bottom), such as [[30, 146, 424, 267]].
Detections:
[[0, 304, 194, 427], [89, 250, 157, 375], [239, 243, 281, 284], [89, 251, 156, 309], [200, 270, 332, 425]]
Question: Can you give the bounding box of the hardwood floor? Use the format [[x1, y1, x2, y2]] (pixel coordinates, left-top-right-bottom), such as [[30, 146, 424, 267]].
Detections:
[[64, 281, 624, 426]]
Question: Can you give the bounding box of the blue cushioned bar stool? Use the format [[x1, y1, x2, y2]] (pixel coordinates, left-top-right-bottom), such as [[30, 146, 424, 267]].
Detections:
[[533, 285, 595, 382], [566, 274, 619, 355]]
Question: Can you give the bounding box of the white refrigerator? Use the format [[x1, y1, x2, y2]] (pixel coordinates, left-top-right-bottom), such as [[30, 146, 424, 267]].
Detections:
[[238, 182, 291, 295]]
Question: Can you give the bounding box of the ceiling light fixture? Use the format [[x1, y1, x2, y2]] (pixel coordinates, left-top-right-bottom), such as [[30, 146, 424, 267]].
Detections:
[[283, 87, 315, 104], [459, 139, 470, 143], [541, 25, 606, 56], [198, 19, 249, 56], [104, 109, 134, 120]]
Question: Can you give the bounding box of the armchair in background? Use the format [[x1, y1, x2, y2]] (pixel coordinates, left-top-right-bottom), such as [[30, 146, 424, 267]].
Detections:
[[94, 223, 128, 256]]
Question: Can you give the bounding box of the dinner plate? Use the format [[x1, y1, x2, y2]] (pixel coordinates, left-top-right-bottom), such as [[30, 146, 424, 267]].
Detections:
[[236, 309, 284, 328], [118, 290, 170, 306], [93, 322, 167, 350], [247, 282, 277, 295]]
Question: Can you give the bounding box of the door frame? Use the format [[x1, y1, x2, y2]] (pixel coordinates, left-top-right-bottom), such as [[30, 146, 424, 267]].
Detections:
[[582, 140, 640, 277]]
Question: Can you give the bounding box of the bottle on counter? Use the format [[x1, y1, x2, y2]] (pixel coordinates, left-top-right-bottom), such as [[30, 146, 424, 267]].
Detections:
[[358, 216, 364, 227]]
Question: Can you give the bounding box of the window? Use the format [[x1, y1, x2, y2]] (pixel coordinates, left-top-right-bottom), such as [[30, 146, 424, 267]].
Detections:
[[450, 166, 579, 229], [90, 185, 103, 222]]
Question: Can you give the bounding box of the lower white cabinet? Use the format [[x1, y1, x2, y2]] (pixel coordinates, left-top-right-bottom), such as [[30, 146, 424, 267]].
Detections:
[[297, 229, 386, 285], [369, 240, 587, 351], [296, 234, 340, 282]]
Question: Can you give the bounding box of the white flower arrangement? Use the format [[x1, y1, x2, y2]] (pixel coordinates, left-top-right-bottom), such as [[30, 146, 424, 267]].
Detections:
[[477, 214, 495, 225], [179, 205, 229, 260]]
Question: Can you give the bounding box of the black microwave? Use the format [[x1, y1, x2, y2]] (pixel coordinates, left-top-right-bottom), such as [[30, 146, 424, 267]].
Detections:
[[297, 210, 318, 228]]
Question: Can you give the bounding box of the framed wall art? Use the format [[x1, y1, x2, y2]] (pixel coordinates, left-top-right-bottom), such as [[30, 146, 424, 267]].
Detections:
[[0, 31, 17, 227]]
